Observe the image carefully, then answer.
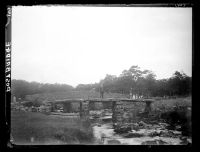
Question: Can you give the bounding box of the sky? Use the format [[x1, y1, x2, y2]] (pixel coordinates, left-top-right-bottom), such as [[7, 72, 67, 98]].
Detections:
[[12, 6, 192, 87]]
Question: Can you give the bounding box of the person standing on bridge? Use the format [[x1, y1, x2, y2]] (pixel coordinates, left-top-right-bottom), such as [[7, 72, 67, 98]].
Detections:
[[130, 88, 133, 99], [100, 83, 104, 98]]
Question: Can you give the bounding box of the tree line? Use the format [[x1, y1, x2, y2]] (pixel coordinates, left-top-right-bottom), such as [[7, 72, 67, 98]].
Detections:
[[12, 65, 191, 100], [11, 80, 74, 99], [76, 65, 191, 98]]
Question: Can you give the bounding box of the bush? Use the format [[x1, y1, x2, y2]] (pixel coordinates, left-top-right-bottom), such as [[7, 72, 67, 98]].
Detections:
[[160, 107, 191, 136]]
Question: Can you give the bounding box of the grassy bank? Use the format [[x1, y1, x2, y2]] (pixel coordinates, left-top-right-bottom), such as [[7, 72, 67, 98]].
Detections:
[[151, 97, 192, 136], [11, 111, 94, 145], [152, 96, 191, 111]]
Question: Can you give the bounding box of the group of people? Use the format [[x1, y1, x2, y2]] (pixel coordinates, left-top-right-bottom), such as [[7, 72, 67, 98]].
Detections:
[[100, 86, 139, 99]]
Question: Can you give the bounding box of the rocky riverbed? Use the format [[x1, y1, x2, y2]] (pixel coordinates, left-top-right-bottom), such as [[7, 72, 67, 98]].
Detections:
[[90, 110, 192, 145], [92, 122, 191, 145]]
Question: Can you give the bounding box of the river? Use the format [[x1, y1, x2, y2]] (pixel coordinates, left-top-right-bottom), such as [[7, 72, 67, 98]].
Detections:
[[91, 115, 191, 145]]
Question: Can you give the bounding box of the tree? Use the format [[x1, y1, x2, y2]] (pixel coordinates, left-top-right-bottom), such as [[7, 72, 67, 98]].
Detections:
[[168, 71, 191, 96], [11, 79, 74, 100], [102, 74, 118, 93], [143, 71, 156, 97]]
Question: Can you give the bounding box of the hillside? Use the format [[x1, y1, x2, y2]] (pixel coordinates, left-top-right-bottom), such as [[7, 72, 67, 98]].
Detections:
[[24, 90, 129, 103]]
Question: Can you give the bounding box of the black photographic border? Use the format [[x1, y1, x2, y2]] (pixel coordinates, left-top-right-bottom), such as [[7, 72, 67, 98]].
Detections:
[[1, 1, 197, 152]]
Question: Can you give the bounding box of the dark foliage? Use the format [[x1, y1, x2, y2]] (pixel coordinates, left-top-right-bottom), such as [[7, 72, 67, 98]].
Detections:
[[12, 65, 191, 100], [96, 66, 191, 98], [12, 79, 74, 100], [160, 108, 192, 136]]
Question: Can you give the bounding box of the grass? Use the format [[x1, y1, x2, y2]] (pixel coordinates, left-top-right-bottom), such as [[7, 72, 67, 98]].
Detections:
[[150, 97, 192, 136], [11, 111, 94, 145], [152, 96, 191, 112]]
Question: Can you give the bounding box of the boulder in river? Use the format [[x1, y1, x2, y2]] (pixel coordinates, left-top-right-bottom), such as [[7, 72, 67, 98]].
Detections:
[[114, 125, 132, 134], [107, 139, 121, 145], [180, 137, 192, 145], [149, 131, 161, 137], [141, 139, 168, 145], [138, 121, 147, 128], [129, 123, 140, 131], [101, 116, 112, 122], [159, 130, 177, 138], [123, 132, 144, 138]]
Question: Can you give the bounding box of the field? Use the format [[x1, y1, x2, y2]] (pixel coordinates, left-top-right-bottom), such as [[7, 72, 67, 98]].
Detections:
[[11, 111, 94, 145]]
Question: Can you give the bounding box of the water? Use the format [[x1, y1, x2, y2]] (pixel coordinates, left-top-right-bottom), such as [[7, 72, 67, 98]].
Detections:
[[92, 120, 190, 145]]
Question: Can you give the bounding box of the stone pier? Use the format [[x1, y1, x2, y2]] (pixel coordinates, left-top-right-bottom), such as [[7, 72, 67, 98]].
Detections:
[[80, 101, 90, 119], [144, 101, 152, 114], [111, 99, 154, 132], [112, 101, 137, 129]]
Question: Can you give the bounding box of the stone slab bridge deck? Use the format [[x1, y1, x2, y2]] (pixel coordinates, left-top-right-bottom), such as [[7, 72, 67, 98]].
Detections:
[[48, 98, 155, 120], [54, 98, 155, 103]]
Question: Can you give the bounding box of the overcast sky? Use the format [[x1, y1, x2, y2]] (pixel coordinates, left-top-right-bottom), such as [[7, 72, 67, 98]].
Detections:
[[12, 6, 192, 87]]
